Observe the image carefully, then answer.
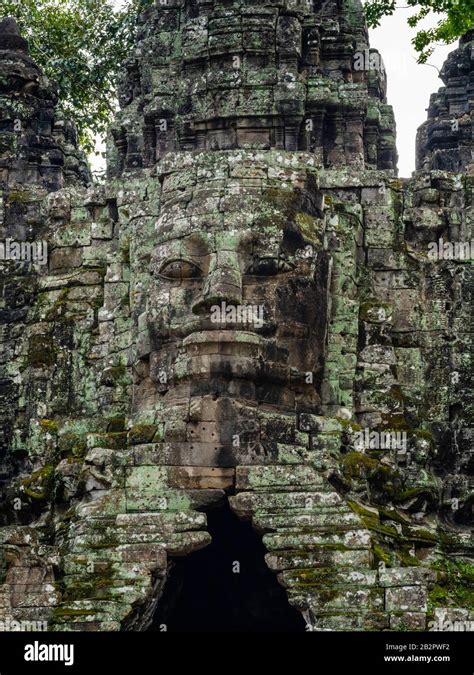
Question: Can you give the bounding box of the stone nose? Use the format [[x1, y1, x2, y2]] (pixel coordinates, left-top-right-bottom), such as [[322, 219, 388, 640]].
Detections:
[[192, 252, 243, 315]]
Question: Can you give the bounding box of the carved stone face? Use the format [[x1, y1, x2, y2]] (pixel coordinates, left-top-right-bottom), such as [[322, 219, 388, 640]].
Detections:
[[135, 155, 331, 468]]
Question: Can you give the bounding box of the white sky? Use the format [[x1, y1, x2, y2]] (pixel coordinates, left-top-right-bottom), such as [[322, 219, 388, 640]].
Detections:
[[91, 3, 455, 178], [368, 7, 453, 177]]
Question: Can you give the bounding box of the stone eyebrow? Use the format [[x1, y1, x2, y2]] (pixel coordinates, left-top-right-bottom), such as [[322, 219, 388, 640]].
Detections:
[[153, 232, 211, 253]]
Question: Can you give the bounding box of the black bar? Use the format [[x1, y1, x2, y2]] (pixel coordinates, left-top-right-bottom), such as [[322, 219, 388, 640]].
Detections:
[[0, 631, 471, 673]]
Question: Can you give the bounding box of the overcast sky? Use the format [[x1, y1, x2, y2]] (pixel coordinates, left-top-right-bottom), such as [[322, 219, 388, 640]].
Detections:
[[93, 2, 455, 178], [368, 6, 453, 177]]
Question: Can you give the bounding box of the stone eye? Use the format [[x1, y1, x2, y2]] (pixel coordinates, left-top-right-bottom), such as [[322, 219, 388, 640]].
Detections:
[[158, 259, 202, 280], [246, 257, 295, 276]]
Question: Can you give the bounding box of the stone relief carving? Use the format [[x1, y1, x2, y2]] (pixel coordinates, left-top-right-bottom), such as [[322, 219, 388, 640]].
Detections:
[[0, 3, 472, 633]]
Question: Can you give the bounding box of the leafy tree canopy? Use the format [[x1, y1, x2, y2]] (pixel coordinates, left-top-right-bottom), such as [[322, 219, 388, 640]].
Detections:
[[364, 0, 474, 63]]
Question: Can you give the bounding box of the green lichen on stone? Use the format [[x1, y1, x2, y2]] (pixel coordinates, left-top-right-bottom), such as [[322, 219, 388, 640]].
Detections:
[[22, 464, 55, 501], [0, 4, 472, 636], [39, 419, 59, 433], [428, 559, 474, 608], [128, 425, 157, 445], [58, 433, 88, 459], [6, 190, 31, 204]]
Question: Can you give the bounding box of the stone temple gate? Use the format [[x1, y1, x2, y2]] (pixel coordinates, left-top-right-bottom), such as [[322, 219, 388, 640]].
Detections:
[[0, 1, 472, 632]]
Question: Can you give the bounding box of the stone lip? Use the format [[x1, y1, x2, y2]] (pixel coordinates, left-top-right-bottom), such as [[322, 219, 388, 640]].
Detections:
[[183, 331, 264, 347], [0, 17, 28, 53]]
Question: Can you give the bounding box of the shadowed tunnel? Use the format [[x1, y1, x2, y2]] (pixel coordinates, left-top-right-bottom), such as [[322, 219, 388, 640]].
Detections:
[[149, 507, 306, 633]]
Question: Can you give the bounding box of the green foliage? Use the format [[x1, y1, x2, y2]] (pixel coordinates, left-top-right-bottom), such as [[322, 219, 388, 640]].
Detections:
[[364, 0, 474, 63], [0, 0, 152, 153]]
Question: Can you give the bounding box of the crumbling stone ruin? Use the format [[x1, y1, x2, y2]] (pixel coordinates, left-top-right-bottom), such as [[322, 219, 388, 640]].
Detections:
[[0, 1, 472, 632]]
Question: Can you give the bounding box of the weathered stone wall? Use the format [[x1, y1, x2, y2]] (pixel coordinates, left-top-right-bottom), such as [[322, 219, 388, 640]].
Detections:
[[417, 28, 473, 173], [0, 2, 472, 633]]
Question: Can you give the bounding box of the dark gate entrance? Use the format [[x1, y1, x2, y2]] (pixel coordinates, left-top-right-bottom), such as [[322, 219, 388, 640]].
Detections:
[[150, 507, 306, 633]]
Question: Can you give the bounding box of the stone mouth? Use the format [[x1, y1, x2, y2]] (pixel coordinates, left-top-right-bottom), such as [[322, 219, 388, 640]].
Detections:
[[154, 319, 277, 344], [183, 330, 264, 347]]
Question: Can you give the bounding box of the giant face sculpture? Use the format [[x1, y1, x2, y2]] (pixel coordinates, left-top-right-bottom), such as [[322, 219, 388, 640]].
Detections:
[[134, 156, 331, 470], [0, 0, 472, 639]]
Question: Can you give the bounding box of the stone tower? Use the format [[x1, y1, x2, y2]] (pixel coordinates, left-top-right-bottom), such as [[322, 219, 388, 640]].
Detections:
[[0, 2, 472, 632]]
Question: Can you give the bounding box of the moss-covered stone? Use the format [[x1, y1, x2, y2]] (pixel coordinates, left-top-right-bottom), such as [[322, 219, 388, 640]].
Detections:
[[128, 425, 157, 445], [22, 464, 55, 501]]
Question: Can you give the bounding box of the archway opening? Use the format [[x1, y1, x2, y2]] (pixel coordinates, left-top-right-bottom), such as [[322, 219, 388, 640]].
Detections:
[[149, 506, 306, 633]]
